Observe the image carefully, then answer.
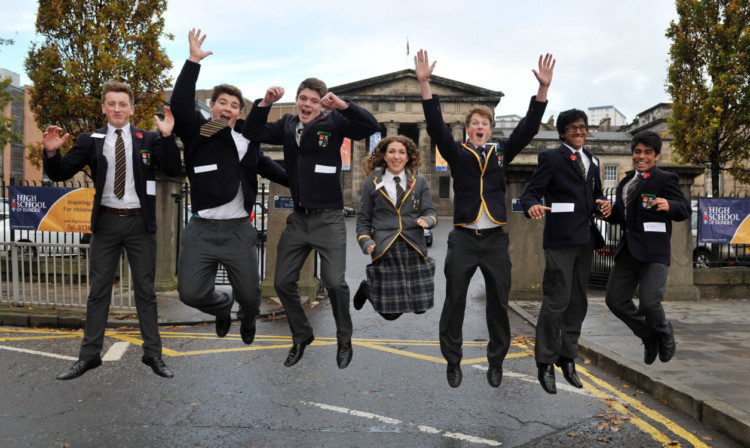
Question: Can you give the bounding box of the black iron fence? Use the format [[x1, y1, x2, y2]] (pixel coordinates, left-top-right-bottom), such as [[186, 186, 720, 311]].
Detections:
[[1, 179, 269, 285]]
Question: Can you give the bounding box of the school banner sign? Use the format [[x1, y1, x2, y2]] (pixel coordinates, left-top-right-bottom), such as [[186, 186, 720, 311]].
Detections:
[[698, 198, 750, 244], [340, 138, 351, 171], [8, 186, 94, 233]]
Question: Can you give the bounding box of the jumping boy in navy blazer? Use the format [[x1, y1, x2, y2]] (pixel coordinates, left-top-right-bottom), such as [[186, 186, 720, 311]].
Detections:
[[416, 49, 555, 389], [171, 29, 288, 346], [521, 109, 612, 394], [44, 81, 181, 380], [604, 130, 690, 365], [243, 77, 378, 369]]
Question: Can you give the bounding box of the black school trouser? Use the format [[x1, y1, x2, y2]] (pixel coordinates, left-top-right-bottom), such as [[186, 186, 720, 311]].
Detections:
[[439, 227, 511, 368], [535, 236, 595, 365]]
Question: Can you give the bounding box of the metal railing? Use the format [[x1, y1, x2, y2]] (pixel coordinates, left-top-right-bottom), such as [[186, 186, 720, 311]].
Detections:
[[1, 242, 134, 309]]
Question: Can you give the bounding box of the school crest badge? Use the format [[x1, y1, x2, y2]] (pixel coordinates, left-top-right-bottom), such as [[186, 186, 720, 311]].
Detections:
[[140, 149, 152, 167], [317, 131, 330, 148]]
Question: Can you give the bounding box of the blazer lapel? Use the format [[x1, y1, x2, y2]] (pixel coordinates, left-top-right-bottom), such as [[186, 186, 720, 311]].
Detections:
[[129, 125, 143, 194], [373, 173, 393, 205], [558, 145, 583, 181]]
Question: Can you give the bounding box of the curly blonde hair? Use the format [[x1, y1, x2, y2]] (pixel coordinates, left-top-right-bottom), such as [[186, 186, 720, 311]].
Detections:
[[362, 135, 422, 178]]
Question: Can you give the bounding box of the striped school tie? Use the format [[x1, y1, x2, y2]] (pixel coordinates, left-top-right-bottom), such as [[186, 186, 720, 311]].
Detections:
[[113, 129, 125, 199], [199, 119, 229, 137], [574, 151, 586, 178], [394, 176, 405, 207], [626, 173, 643, 209]]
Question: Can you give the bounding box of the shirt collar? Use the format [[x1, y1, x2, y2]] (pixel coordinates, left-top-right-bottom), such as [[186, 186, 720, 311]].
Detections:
[[107, 123, 131, 138], [384, 169, 407, 183], [563, 143, 584, 153]]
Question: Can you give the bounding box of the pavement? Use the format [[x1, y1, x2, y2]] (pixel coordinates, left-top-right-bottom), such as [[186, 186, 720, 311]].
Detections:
[[1, 287, 748, 446]]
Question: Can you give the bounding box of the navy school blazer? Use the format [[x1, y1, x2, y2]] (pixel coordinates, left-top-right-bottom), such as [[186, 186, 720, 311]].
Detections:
[[170, 60, 288, 214], [606, 167, 690, 266], [43, 125, 181, 233], [520, 144, 607, 249]]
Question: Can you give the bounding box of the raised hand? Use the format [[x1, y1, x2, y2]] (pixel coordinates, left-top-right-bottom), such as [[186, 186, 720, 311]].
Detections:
[[532, 53, 555, 88], [154, 106, 174, 137], [188, 28, 213, 63], [414, 49, 436, 83], [42, 126, 70, 153], [321, 92, 348, 110], [260, 87, 285, 107]]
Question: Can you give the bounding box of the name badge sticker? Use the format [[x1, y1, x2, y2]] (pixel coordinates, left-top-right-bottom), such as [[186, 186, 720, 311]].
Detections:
[[644, 222, 667, 232], [314, 164, 336, 174], [91, 133, 106, 139], [194, 164, 218, 174], [146, 180, 156, 196], [551, 202, 575, 213]]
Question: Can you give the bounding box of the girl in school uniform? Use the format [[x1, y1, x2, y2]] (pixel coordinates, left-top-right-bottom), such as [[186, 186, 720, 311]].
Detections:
[[354, 135, 438, 320]]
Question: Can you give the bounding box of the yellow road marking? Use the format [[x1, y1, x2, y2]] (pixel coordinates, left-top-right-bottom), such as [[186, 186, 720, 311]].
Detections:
[[0, 335, 80, 341], [576, 367, 709, 448]]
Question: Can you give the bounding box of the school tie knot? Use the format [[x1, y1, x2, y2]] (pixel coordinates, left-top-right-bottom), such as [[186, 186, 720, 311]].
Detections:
[[393, 176, 405, 207], [199, 119, 229, 138]]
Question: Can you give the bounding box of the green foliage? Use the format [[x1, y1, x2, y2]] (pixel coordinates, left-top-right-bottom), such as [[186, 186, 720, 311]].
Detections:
[[666, 0, 750, 195], [24, 0, 173, 164]]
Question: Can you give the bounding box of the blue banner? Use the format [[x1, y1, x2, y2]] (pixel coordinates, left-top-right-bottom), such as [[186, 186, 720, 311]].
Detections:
[[698, 198, 750, 244], [8, 186, 94, 233]]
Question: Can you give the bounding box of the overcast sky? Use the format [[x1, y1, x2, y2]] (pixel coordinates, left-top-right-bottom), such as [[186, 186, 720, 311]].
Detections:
[[1, 0, 678, 122]]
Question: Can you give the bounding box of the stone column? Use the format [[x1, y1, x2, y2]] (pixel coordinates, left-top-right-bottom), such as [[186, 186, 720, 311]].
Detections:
[[417, 122, 431, 180], [154, 172, 184, 291], [662, 165, 703, 301], [261, 182, 319, 301], [384, 122, 399, 137], [506, 165, 544, 300]]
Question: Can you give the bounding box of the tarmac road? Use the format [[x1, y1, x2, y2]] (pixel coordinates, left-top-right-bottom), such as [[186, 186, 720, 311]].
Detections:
[[0, 217, 742, 447]]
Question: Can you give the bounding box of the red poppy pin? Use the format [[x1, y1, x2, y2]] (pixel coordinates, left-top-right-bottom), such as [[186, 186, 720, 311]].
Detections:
[[135, 131, 143, 139], [644, 172, 651, 179], [570, 154, 576, 161]]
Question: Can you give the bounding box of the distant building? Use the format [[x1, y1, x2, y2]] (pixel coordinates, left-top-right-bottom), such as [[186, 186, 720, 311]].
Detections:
[[494, 114, 521, 136], [1, 68, 40, 186], [588, 105, 627, 128]]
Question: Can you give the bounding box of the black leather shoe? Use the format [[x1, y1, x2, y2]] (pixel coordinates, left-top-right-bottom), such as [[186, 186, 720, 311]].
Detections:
[[556, 358, 583, 389], [353, 280, 369, 311], [215, 312, 232, 338], [56, 358, 102, 380], [142, 356, 174, 378], [284, 336, 314, 367], [643, 335, 659, 365], [240, 322, 256, 345], [446, 362, 462, 388], [487, 366, 503, 388], [658, 322, 676, 363], [337, 342, 353, 369], [538, 363, 557, 394]]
